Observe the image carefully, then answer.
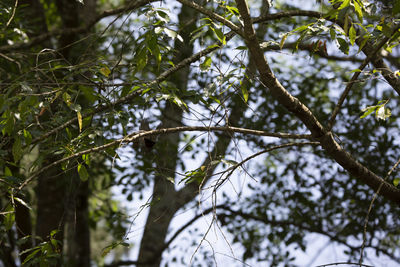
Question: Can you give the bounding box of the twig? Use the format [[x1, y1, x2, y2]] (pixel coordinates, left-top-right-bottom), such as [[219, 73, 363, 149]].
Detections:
[[328, 24, 400, 130], [359, 156, 400, 265], [5, 0, 18, 28]]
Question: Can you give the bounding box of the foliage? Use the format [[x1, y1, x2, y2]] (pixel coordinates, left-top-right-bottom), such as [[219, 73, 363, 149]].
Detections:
[[0, 0, 400, 266]]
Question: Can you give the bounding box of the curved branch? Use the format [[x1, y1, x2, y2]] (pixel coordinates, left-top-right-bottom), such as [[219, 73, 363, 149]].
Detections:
[[19, 126, 311, 191], [31, 32, 235, 144], [177, 0, 243, 36], [214, 141, 320, 190], [328, 25, 400, 130], [234, 0, 400, 204]]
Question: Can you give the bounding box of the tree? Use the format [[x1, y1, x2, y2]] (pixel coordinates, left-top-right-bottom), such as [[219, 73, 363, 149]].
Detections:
[[1, 0, 400, 266]]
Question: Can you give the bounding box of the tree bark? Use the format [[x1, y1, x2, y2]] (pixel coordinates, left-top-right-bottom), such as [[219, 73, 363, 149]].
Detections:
[[137, 2, 199, 265]]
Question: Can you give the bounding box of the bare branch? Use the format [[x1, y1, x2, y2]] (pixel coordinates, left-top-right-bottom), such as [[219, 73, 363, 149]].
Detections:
[[20, 126, 311, 191]]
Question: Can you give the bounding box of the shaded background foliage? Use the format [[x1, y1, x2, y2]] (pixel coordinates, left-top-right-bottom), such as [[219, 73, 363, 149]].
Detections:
[[0, 0, 400, 266]]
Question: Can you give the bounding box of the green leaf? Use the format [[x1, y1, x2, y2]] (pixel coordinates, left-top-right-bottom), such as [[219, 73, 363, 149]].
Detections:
[[360, 106, 378, 118], [211, 26, 226, 45], [99, 66, 111, 77], [329, 28, 336, 41], [349, 25, 356, 45], [63, 92, 72, 106], [353, 1, 363, 21], [280, 33, 288, 50], [394, 178, 400, 186], [337, 38, 349, 54], [69, 103, 81, 112], [24, 129, 32, 146], [77, 111, 82, 133], [338, 0, 350, 10], [12, 137, 23, 162], [394, 0, 400, 15], [200, 56, 212, 71], [77, 164, 89, 181], [22, 248, 40, 265], [241, 84, 249, 103], [4, 205, 15, 230], [357, 35, 370, 53]]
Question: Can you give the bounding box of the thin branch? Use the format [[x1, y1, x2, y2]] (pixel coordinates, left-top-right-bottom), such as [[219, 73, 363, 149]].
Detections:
[[315, 262, 373, 267], [177, 0, 243, 36], [234, 0, 400, 204], [31, 32, 235, 144], [5, 0, 18, 28], [19, 126, 311, 191], [214, 141, 320, 190], [262, 42, 363, 62], [253, 10, 322, 22], [360, 156, 400, 265], [328, 24, 400, 130]]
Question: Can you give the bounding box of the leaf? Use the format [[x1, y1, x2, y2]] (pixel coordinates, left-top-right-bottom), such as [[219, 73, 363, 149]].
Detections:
[[353, 1, 363, 21], [241, 84, 249, 103], [279, 33, 288, 50], [360, 106, 378, 118], [200, 56, 212, 71], [337, 38, 349, 54], [77, 111, 82, 132], [357, 35, 370, 53], [164, 28, 182, 42], [329, 28, 336, 41], [349, 25, 356, 45], [99, 66, 111, 77], [338, 0, 350, 10], [394, 0, 400, 15], [70, 103, 81, 112], [23, 129, 32, 146], [394, 178, 400, 186], [4, 205, 15, 230], [14, 197, 32, 210], [211, 26, 226, 45], [12, 137, 23, 162], [63, 92, 72, 106], [77, 164, 89, 181]]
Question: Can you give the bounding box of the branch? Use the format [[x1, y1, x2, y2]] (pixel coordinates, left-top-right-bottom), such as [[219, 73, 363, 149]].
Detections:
[[234, 0, 400, 204], [328, 25, 400, 130], [19, 126, 311, 191], [253, 10, 322, 23], [177, 0, 243, 36], [262, 42, 363, 62], [213, 141, 320, 190], [31, 32, 235, 144]]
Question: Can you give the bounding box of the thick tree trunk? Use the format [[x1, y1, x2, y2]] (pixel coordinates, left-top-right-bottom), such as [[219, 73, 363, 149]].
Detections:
[[65, 176, 91, 267], [137, 3, 269, 264], [137, 2, 199, 265], [36, 157, 66, 265]]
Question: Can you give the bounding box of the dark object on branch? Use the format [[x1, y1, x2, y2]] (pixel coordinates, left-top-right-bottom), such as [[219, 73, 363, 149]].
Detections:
[[140, 119, 156, 150]]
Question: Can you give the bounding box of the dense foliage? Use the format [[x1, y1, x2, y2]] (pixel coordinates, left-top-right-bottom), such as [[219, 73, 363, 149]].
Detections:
[[1, 0, 400, 266]]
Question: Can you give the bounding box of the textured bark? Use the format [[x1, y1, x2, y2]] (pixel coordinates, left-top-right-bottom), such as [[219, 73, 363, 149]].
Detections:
[[36, 156, 66, 259], [65, 176, 91, 267], [137, 3, 270, 265]]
